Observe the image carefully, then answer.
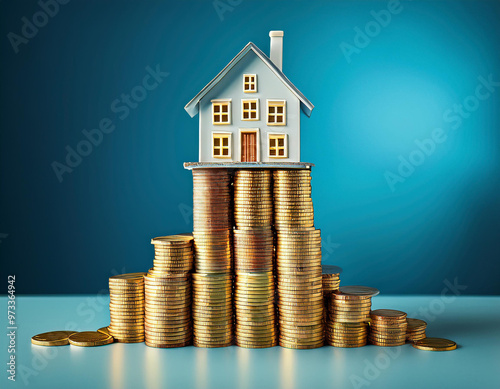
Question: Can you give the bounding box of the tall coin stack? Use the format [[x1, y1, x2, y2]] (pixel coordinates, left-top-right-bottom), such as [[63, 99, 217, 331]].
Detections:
[[368, 309, 407, 347], [144, 235, 193, 348], [108, 273, 146, 343], [233, 170, 276, 348], [274, 169, 323, 349], [326, 286, 379, 348], [191, 169, 233, 347]]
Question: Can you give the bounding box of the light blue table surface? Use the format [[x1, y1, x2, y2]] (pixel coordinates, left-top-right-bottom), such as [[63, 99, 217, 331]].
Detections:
[[2, 295, 499, 389]]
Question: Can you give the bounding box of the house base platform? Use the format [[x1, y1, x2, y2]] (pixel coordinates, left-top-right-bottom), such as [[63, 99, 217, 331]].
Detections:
[[183, 162, 315, 170]]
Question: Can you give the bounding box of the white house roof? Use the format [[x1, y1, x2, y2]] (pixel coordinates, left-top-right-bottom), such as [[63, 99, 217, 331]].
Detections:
[[184, 42, 314, 118]]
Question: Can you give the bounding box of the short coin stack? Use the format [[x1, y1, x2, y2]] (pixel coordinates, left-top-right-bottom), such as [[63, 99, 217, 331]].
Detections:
[[108, 273, 146, 343], [192, 169, 232, 274], [326, 286, 379, 348], [191, 169, 233, 347], [144, 235, 194, 348], [276, 229, 324, 349], [233, 170, 276, 348], [273, 169, 314, 231], [322, 265, 342, 327], [369, 309, 408, 347], [406, 318, 427, 343], [234, 272, 277, 348], [192, 273, 233, 347], [233, 170, 273, 230]]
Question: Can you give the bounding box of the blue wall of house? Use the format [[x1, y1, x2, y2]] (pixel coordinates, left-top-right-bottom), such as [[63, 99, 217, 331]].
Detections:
[[198, 49, 300, 162], [1, 0, 499, 294]]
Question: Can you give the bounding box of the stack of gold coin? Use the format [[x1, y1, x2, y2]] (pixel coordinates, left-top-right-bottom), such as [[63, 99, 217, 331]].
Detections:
[[326, 286, 379, 348], [234, 272, 277, 348], [192, 169, 232, 274], [192, 273, 233, 347], [192, 169, 232, 232], [233, 170, 273, 229], [108, 273, 146, 343], [369, 309, 408, 347], [273, 169, 314, 231], [406, 318, 427, 343], [326, 322, 369, 348], [144, 235, 194, 348], [276, 229, 324, 349], [233, 229, 274, 272], [322, 265, 342, 334]]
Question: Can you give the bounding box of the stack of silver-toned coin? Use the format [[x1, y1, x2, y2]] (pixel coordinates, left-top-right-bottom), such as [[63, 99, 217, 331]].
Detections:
[[326, 286, 379, 347], [108, 273, 146, 343], [233, 170, 276, 348], [191, 169, 233, 347], [144, 235, 193, 348]]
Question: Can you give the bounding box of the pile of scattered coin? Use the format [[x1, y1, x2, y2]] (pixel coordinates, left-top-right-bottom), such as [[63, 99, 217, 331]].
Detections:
[[108, 273, 146, 343], [369, 309, 408, 347], [276, 229, 324, 349], [273, 169, 314, 231], [191, 169, 233, 347], [406, 318, 427, 343], [326, 286, 379, 347], [144, 235, 193, 348]]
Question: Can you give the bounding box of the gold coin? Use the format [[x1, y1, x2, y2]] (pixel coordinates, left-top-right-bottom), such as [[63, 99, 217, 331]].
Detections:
[[68, 331, 114, 347], [412, 338, 457, 351], [31, 331, 78, 346], [151, 235, 194, 246], [109, 273, 147, 283]]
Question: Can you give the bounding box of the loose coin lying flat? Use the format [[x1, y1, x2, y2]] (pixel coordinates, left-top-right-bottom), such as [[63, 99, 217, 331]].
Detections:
[[339, 286, 380, 297], [68, 331, 114, 347], [412, 337, 457, 351], [31, 331, 77, 346]]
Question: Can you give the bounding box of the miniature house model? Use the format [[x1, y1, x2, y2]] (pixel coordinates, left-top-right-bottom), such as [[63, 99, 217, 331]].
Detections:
[[185, 31, 314, 163]]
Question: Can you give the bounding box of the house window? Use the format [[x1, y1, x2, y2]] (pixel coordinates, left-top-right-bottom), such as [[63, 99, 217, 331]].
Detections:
[[212, 133, 231, 158], [269, 133, 287, 158], [267, 100, 286, 125], [212, 100, 231, 124], [242, 99, 259, 120], [243, 74, 257, 92]]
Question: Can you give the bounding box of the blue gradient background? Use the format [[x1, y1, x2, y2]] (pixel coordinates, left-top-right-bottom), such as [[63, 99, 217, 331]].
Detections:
[[1, 0, 499, 294]]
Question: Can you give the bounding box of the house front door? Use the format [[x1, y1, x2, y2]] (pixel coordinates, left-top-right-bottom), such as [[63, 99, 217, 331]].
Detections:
[[241, 132, 257, 162]]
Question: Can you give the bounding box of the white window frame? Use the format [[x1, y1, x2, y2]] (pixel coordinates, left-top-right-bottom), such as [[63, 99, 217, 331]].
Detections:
[[241, 99, 259, 121], [243, 74, 257, 93], [239, 128, 260, 162], [212, 131, 232, 159], [212, 99, 231, 125], [267, 99, 286, 126], [268, 133, 288, 158]]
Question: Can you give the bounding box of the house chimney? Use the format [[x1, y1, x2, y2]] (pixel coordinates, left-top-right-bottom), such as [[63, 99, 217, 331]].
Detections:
[[269, 31, 284, 71]]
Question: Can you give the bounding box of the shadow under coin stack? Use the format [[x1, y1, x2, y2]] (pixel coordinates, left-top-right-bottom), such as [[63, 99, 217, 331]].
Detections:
[[368, 309, 407, 347], [108, 273, 147, 343], [322, 265, 342, 335], [326, 286, 379, 347], [144, 235, 194, 348], [191, 169, 233, 347], [274, 169, 323, 349], [406, 318, 427, 343], [233, 170, 276, 348]]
